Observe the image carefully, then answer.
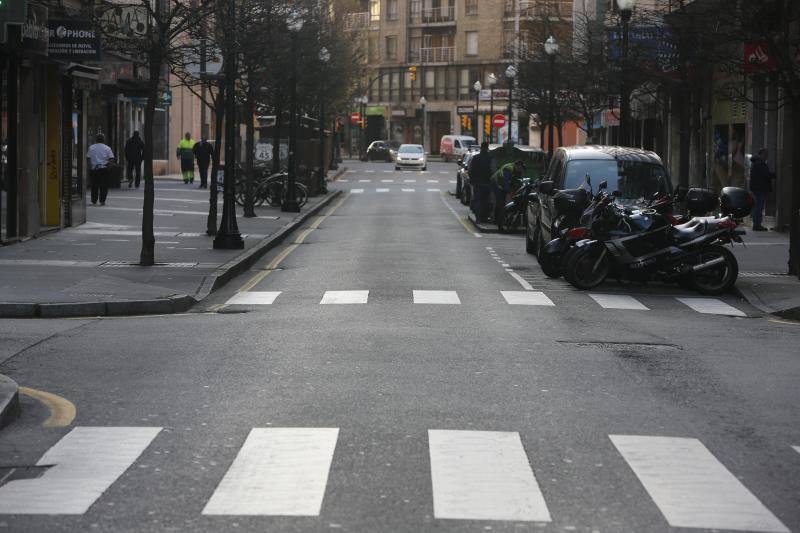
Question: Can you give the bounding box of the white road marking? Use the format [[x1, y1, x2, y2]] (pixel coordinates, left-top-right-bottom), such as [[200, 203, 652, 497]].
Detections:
[[428, 430, 551, 522], [338, 179, 348, 182], [793, 445, 800, 455], [383, 170, 392, 173], [376, 188, 390, 192], [439, 171, 449, 174], [381, 179, 394, 183], [676, 298, 746, 316], [509, 272, 534, 291], [351, 189, 364, 194], [320, 290, 369, 304], [402, 188, 415, 192], [346, 170, 356, 173], [501, 291, 555, 306], [226, 292, 281, 305], [427, 179, 439, 183], [364, 170, 375, 173], [413, 290, 460, 304], [589, 294, 649, 310], [427, 188, 441, 192], [358, 179, 371, 183], [0, 427, 161, 515], [449, 180, 456, 184], [404, 179, 417, 183], [202, 428, 339, 516], [610, 435, 788, 532]]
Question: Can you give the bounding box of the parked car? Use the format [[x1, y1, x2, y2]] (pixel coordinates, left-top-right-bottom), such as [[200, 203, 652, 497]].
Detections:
[[440, 135, 477, 162], [365, 140, 400, 162], [395, 144, 427, 170], [526, 145, 673, 254], [457, 150, 479, 203]]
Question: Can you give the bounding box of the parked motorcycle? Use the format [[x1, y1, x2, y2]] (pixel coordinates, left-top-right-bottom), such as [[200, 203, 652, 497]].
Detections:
[[562, 187, 753, 295], [498, 178, 535, 233]]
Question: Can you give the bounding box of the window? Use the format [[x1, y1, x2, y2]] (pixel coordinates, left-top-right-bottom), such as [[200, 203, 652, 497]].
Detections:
[[369, 0, 380, 22], [466, 31, 478, 56], [388, 0, 398, 20], [409, 36, 421, 61], [465, 0, 478, 15], [459, 68, 470, 98], [386, 36, 398, 60]]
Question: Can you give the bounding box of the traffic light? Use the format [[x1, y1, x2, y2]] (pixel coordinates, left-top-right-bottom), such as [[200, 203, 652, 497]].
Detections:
[[484, 115, 491, 136], [460, 115, 467, 129], [409, 66, 417, 81]]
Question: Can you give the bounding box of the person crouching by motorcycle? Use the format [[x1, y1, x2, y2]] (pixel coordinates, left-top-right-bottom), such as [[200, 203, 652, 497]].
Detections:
[[491, 160, 524, 225], [468, 142, 493, 222]]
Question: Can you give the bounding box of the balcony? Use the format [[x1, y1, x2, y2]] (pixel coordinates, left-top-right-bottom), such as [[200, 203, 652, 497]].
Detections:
[[409, 46, 454, 63], [344, 12, 379, 31], [408, 5, 456, 25], [504, 0, 572, 20]]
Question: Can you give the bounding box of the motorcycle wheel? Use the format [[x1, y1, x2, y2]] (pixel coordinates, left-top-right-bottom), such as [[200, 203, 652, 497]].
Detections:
[[566, 246, 609, 290], [690, 245, 738, 295], [538, 248, 562, 278], [561, 246, 581, 284], [500, 210, 519, 234]]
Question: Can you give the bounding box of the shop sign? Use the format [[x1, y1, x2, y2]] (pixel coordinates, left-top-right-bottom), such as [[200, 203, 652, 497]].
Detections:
[[21, 3, 48, 55], [743, 43, 777, 73], [457, 105, 474, 114], [48, 20, 100, 61], [158, 87, 172, 106], [391, 109, 406, 117], [479, 89, 509, 100]]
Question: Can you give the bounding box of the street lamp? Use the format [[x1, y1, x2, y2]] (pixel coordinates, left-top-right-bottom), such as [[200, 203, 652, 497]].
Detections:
[[544, 35, 558, 161], [487, 72, 497, 143], [505, 64, 517, 145], [419, 95, 427, 153], [359, 94, 368, 160], [473, 81, 481, 141], [282, 10, 304, 212], [214, 0, 244, 248], [317, 46, 330, 194], [617, 0, 634, 147]]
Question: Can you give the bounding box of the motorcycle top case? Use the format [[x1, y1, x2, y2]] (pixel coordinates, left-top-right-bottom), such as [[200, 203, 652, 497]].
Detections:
[[553, 188, 590, 218], [685, 188, 718, 214], [720, 186, 754, 218]]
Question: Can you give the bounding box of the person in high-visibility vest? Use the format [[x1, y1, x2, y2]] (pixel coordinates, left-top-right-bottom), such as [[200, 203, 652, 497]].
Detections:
[[491, 160, 525, 225], [176, 132, 196, 184]]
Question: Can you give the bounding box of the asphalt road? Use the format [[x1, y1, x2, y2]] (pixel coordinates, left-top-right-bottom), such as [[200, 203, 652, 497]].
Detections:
[[1, 161, 799, 533]]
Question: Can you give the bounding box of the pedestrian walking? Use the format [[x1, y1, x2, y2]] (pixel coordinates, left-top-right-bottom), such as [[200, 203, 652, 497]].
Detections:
[[491, 159, 524, 225], [176, 132, 196, 184], [467, 142, 494, 222], [193, 137, 214, 189], [749, 147, 775, 231], [124, 131, 145, 188], [86, 133, 115, 205]]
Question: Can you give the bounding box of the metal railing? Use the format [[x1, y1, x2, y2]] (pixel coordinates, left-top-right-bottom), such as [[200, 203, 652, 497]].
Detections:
[[344, 12, 379, 31], [412, 46, 454, 63], [408, 5, 456, 24], [503, 0, 572, 19]]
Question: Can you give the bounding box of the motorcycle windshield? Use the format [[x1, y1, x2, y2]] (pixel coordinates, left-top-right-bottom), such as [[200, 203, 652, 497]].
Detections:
[[563, 160, 670, 203]]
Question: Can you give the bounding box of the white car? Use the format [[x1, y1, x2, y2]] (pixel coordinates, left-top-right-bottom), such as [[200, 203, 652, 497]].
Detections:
[[394, 144, 427, 171]]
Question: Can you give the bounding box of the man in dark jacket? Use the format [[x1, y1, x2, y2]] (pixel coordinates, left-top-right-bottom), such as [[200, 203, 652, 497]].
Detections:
[[124, 132, 145, 188], [749, 148, 774, 231], [467, 142, 493, 222], [193, 138, 214, 189]]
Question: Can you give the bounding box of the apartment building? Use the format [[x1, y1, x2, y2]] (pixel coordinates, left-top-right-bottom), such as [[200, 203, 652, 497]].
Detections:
[[345, 0, 576, 154]]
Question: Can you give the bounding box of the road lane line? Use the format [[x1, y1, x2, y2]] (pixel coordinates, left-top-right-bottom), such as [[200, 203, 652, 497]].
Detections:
[[589, 294, 649, 310], [610, 435, 788, 532], [427, 188, 441, 192], [792, 445, 800, 454], [320, 290, 369, 304], [413, 290, 460, 304], [0, 427, 161, 515], [676, 298, 746, 316], [509, 272, 534, 291], [18, 387, 76, 427], [501, 291, 555, 306], [202, 428, 339, 516], [376, 188, 390, 192], [351, 189, 364, 194], [402, 188, 415, 192], [429, 430, 551, 522], [226, 292, 282, 305]]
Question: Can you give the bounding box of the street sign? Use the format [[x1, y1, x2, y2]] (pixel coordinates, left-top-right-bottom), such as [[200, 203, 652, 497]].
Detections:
[[492, 114, 506, 128], [350, 111, 361, 125], [457, 105, 474, 114]]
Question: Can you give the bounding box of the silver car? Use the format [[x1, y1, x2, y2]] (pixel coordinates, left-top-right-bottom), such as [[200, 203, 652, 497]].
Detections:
[[394, 144, 427, 171]]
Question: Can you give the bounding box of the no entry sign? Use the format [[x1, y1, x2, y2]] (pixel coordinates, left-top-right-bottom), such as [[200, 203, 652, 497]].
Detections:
[[350, 112, 361, 125], [492, 114, 506, 128]]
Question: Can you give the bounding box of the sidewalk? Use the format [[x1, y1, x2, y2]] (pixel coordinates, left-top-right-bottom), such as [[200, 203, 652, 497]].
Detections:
[[0, 176, 343, 318]]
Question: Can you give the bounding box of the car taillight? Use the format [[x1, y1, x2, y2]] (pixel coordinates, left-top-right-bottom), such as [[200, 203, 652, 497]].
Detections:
[[717, 219, 738, 230], [568, 227, 589, 239]]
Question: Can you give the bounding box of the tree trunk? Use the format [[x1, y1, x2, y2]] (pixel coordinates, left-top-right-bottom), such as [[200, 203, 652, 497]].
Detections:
[[140, 54, 162, 266], [244, 86, 256, 217], [206, 82, 225, 235], [789, 104, 800, 277], [272, 96, 283, 174]]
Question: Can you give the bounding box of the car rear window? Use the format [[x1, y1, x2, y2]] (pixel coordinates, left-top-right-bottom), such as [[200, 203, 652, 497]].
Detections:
[[563, 159, 670, 199]]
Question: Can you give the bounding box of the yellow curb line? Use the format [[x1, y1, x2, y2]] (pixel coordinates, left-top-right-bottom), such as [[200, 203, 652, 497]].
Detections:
[[18, 387, 76, 427]]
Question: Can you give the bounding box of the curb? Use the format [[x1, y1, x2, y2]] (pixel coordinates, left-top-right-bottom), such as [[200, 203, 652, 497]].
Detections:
[[732, 283, 800, 320], [0, 191, 342, 319], [0, 374, 20, 430]]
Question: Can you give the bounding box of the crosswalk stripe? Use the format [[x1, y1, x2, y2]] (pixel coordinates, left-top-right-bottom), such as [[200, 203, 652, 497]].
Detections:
[[676, 297, 745, 316], [338, 179, 348, 182], [404, 179, 416, 183], [365, 170, 375, 173], [0, 426, 161, 515], [448, 180, 456, 184], [383, 170, 392, 173], [793, 445, 800, 455], [438, 171, 449, 174], [427, 179, 439, 183], [610, 435, 788, 532], [501, 291, 555, 306], [589, 294, 649, 310], [402, 188, 415, 192], [351, 189, 364, 194], [381, 179, 394, 183], [226, 291, 281, 305], [376, 188, 389, 192], [346, 170, 356, 173], [413, 290, 460, 304], [320, 290, 369, 304], [202, 428, 339, 516], [428, 430, 551, 522], [358, 179, 371, 183], [427, 188, 441, 192]]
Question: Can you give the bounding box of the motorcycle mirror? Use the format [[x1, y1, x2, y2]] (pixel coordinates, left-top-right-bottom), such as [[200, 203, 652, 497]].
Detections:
[[599, 180, 608, 190]]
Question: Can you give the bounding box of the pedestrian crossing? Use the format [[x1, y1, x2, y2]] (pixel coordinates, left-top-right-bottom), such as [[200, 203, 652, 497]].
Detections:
[[349, 187, 451, 194], [336, 180, 456, 185], [223, 290, 751, 316], [0, 426, 793, 532]]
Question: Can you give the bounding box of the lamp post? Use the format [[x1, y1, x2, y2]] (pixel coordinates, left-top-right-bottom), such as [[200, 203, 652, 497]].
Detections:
[[473, 81, 481, 141], [505, 64, 516, 145], [317, 46, 330, 194], [487, 73, 497, 143], [544, 35, 558, 161], [359, 95, 368, 160], [282, 10, 304, 212], [213, 0, 244, 248], [419, 95, 427, 152], [617, 0, 634, 147]]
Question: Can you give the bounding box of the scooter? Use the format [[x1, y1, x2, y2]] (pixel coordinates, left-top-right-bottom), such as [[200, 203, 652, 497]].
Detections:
[[498, 178, 535, 233]]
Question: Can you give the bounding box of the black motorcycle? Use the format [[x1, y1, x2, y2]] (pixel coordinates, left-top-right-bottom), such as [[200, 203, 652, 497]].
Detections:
[[499, 178, 535, 233], [563, 187, 752, 295]]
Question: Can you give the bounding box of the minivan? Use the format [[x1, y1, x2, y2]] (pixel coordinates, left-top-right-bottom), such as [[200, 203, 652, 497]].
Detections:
[[440, 135, 477, 162]]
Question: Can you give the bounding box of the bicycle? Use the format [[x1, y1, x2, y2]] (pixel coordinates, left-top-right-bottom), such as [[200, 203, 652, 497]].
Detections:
[[235, 168, 308, 209]]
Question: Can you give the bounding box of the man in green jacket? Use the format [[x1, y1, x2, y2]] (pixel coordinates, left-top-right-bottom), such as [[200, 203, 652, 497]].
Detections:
[[491, 160, 524, 224], [177, 132, 196, 184]]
